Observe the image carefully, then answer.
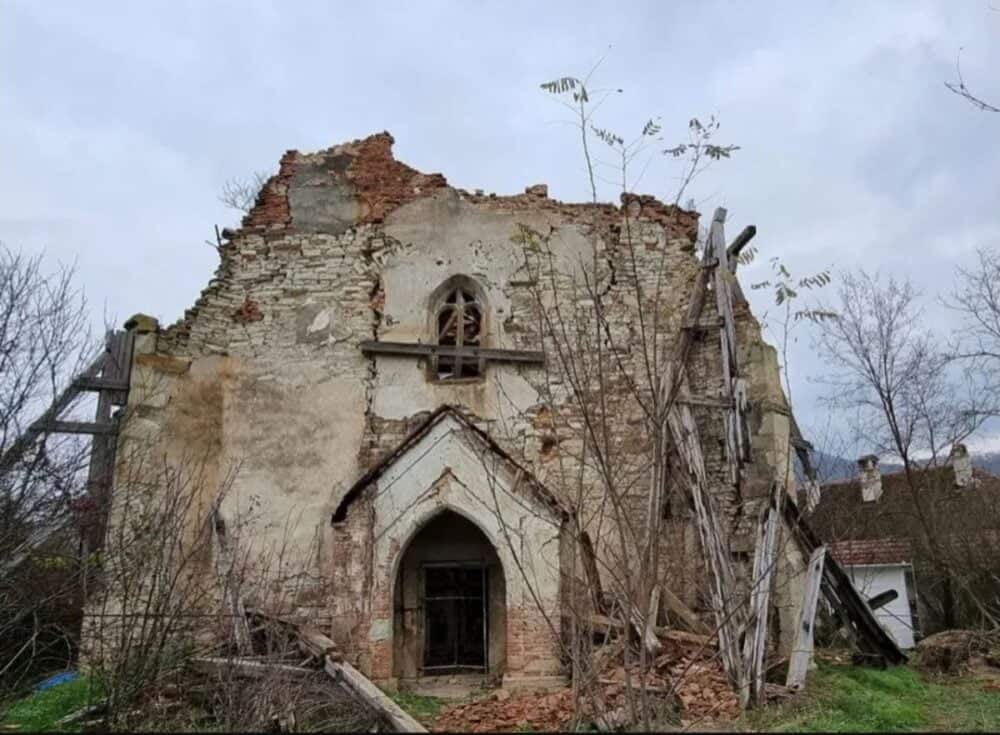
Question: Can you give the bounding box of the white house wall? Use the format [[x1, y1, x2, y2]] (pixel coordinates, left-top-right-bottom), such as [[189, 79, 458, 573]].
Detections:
[[846, 564, 916, 649]]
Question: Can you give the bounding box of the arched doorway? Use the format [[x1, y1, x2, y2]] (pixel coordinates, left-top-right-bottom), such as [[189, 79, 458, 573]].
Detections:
[[393, 510, 507, 681]]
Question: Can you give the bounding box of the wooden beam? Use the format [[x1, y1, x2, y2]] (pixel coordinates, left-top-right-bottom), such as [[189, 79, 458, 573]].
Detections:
[[191, 657, 314, 680], [40, 420, 115, 436], [0, 349, 106, 471], [297, 624, 338, 659], [866, 589, 899, 612], [360, 340, 544, 365], [660, 586, 712, 636], [677, 395, 733, 410], [73, 376, 130, 392], [725, 225, 757, 263], [786, 546, 826, 690], [324, 658, 427, 733]]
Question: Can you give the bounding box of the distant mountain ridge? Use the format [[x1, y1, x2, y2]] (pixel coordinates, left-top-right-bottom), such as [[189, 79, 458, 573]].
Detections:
[[809, 449, 1000, 483]]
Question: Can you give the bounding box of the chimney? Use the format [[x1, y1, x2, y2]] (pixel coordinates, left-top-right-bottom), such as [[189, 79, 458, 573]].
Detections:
[[950, 443, 973, 488], [858, 454, 882, 502]]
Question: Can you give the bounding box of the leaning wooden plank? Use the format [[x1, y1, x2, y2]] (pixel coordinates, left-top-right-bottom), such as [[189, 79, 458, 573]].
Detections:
[[709, 208, 749, 485], [667, 400, 746, 688], [741, 484, 782, 707], [297, 624, 339, 659], [781, 497, 906, 665], [643, 585, 663, 656], [0, 348, 106, 472], [627, 596, 662, 657], [786, 546, 826, 690], [191, 656, 314, 679], [659, 586, 712, 636], [245, 608, 342, 660], [324, 657, 427, 733]]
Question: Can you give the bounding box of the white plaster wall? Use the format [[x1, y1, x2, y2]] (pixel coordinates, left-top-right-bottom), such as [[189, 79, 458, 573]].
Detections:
[[219, 358, 367, 555], [846, 564, 916, 649], [366, 414, 563, 643], [371, 190, 592, 421]]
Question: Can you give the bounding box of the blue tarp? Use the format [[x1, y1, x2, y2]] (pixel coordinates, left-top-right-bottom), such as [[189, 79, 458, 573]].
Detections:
[[34, 671, 77, 692]]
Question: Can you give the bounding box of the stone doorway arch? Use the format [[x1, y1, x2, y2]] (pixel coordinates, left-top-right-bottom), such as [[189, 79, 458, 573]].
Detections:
[[393, 509, 507, 681], [331, 407, 566, 686]]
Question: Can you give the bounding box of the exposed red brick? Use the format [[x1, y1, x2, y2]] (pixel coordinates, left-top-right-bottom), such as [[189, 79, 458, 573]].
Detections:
[[345, 132, 448, 223], [244, 150, 298, 229], [621, 193, 701, 243], [232, 296, 263, 324]]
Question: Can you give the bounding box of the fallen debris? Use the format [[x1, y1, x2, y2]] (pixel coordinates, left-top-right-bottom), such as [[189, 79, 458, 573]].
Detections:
[[432, 623, 740, 732], [243, 608, 425, 732], [915, 629, 991, 674]]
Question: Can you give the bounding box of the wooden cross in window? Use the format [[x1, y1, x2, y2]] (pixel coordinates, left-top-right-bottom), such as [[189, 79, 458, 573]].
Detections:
[[359, 286, 544, 379], [435, 287, 484, 379]]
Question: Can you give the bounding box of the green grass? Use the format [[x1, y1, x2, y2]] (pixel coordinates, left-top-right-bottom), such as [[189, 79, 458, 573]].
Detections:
[[389, 691, 444, 723], [747, 662, 1000, 732], [0, 675, 103, 733]]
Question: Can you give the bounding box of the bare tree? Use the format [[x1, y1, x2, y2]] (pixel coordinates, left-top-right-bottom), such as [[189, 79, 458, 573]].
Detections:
[[817, 271, 982, 465], [945, 48, 999, 113], [947, 247, 1000, 419], [815, 270, 996, 629], [0, 244, 94, 690], [219, 171, 272, 214]]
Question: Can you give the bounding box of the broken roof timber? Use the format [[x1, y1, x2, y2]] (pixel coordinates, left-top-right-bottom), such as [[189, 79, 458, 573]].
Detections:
[[782, 497, 908, 665]]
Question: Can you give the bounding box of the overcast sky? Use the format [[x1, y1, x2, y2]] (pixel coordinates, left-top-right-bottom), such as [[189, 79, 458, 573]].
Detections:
[[3, 0, 999, 455]]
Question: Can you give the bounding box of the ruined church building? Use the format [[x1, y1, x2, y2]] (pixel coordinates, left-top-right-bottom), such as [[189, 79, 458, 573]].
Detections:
[[98, 132, 817, 689]]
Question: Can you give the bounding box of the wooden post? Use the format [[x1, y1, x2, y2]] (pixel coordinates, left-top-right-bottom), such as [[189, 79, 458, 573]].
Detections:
[[741, 483, 782, 707], [786, 546, 827, 690]]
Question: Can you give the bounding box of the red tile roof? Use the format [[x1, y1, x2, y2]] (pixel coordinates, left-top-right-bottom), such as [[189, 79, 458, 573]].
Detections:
[[830, 537, 913, 566]]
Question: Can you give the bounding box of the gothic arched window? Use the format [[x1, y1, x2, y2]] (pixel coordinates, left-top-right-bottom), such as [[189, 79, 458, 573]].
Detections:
[[434, 284, 484, 380]]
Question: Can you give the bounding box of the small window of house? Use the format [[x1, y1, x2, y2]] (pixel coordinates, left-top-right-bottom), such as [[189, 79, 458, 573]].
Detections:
[[433, 282, 484, 381]]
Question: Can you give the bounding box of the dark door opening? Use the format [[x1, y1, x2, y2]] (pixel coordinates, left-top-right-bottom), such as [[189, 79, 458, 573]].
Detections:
[[422, 563, 487, 672]]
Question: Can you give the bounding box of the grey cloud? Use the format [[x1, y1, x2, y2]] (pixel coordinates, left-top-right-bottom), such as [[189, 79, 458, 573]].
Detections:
[[3, 0, 998, 449]]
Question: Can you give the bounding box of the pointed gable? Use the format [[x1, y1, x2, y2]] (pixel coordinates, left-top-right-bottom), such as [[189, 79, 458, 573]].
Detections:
[[332, 404, 564, 524]]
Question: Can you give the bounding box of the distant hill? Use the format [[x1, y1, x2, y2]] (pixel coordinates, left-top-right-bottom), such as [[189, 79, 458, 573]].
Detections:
[[976, 451, 1000, 475], [807, 450, 1000, 483]]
